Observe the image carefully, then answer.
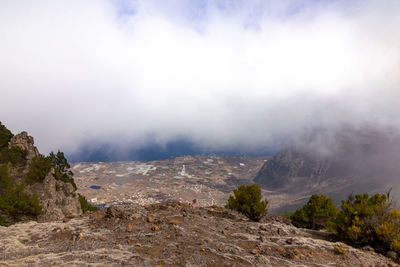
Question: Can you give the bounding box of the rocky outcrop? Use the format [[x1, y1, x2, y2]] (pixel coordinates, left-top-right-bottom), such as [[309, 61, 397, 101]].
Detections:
[[7, 131, 82, 221], [29, 172, 82, 221], [0, 202, 397, 266], [8, 131, 39, 160]]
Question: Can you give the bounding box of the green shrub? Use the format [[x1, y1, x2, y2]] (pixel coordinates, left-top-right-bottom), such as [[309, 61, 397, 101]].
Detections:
[[0, 214, 6, 226], [0, 122, 13, 149], [0, 146, 27, 165], [333, 193, 387, 245], [226, 184, 267, 221], [26, 155, 52, 184], [0, 183, 43, 222], [332, 192, 400, 257], [0, 164, 13, 192], [291, 194, 338, 230], [49, 151, 77, 190], [78, 194, 98, 213]]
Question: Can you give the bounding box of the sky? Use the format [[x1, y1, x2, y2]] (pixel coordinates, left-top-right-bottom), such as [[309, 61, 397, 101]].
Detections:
[[1, 0, 400, 161]]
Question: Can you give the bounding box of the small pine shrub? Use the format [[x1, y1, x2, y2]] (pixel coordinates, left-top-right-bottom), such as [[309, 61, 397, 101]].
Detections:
[[226, 184, 267, 221], [49, 151, 77, 190], [332, 192, 400, 257], [0, 164, 13, 192], [0, 122, 13, 149], [0, 146, 27, 165], [78, 194, 98, 213], [0, 183, 43, 221], [291, 194, 338, 230], [333, 193, 387, 245], [25, 155, 52, 184], [0, 214, 6, 226]]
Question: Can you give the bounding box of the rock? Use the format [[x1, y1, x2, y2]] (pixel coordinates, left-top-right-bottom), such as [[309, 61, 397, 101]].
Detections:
[[126, 224, 133, 232], [286, 238, 295, 244], [387, 251, 397, 261], [151, 225, 160, 231], [135, 243, 142, 247], [333, 244, 348, 255], [147, 216, 153, 223], [168, 219, 179, 225], [362, 246, 374, 252], [251, 248, 260, 255], [8, 131, 39, 160], [105, 206, 127, 219], [259, 225, 267, 231]]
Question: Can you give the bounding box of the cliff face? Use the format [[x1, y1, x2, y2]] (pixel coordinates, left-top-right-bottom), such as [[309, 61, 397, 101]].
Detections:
[[4, 131, 82, 223]]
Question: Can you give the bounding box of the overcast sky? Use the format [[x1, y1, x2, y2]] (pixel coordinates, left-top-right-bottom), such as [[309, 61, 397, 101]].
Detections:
[[1, 0, 399, 159]]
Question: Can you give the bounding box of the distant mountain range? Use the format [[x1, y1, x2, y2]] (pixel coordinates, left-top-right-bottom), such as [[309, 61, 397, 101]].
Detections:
[[67, 139, 278, 162]]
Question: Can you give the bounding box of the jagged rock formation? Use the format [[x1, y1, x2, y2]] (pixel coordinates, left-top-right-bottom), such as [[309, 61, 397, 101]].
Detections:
[[8, 131, 39, 160], [3, 130, 82, 223], [0, 202, 397, 266], [27, 170, 82, 221]]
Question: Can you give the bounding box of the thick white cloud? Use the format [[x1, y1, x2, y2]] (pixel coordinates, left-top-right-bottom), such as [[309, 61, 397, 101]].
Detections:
[[0, 0, 399, 155]]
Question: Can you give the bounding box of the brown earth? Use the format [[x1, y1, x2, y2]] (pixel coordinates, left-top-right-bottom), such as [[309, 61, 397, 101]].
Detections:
[[0, 202, 397, 267]]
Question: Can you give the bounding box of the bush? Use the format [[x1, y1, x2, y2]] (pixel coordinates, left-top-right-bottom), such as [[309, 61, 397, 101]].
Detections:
[[0, 164, 13, 192], [291, 194, 338, 230], [78, 194, 98, 213], [331, 192, 400, 257], [0, 146, 27, 165], [0, 122, 13, 149], [0, 183, 43, 224], [25, 155, 52, 184], [49, 151, 77, 190], [226, 184, 267, 221]]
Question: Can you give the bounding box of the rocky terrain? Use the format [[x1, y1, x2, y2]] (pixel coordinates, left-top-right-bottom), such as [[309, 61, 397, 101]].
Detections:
[[1, 202, 398, 267]]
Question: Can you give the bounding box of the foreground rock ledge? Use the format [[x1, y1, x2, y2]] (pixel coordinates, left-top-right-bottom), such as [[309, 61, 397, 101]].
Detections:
[[0, 202, 397, 267]]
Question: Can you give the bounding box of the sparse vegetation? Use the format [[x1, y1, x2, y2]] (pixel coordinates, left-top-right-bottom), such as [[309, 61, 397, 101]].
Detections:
[[0, 164, 13, 191], [291, 194, 338, 230], [78, 194, 98, 213], [0, 165, 43, 226], [0, 146, 27, 165], [0, 122, 13, 149], [290, 191, 400, 259], [226, 184, 267, 221], [49, 151, 77, 190], [0, 122, 27, 166], [25, 155, 52, 184], [0, 184, 42, 223], [332, 192, 400, 256]]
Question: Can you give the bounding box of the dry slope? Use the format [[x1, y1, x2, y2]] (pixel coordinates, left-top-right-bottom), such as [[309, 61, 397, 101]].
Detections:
[[0, 202, 397, 267]]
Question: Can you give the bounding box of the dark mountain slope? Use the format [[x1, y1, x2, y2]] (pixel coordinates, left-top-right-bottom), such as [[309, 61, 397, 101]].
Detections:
[[254, 126, 400, 205]]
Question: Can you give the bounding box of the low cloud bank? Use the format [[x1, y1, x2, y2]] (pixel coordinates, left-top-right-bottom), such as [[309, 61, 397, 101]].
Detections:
[[0, 1, 399, 159]]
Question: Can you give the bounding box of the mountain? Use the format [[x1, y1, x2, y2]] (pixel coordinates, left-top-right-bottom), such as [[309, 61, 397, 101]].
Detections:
[[254, 126, 400, 210]]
